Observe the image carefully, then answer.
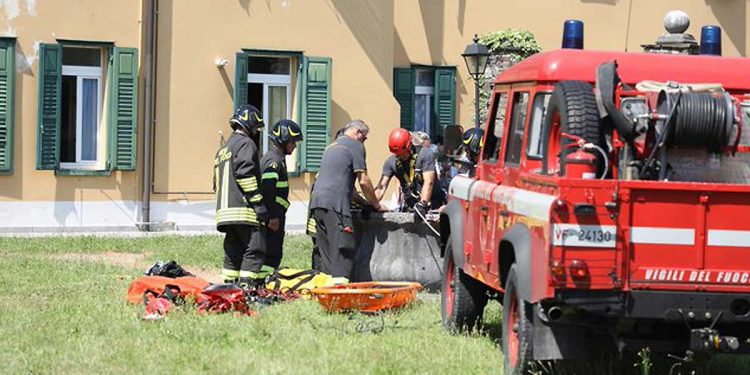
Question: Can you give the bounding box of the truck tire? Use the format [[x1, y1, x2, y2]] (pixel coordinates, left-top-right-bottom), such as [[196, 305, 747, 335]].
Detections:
[[542, 80, 604, 176], [441, 238, 488, 332], [502, 264, 533, 375]]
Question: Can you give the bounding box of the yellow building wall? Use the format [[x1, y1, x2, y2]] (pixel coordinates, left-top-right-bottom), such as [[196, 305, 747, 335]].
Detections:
[[0, 0, 142, 202], [151, 0, 399, 203]]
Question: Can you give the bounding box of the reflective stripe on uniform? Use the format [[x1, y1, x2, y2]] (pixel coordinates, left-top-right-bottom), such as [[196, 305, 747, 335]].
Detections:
[[275, 196, 290, 209], [307, 217, 317, 234], [221, 165, 230, 209], [237, 177, 258, 192], [239, 270, 266, 279], [222, 269, 240, 277], [222, 269, 240, 281], [249, 194, 263, 203], [217, 207, 259, 224], [261, 265, 275, 274], [276, 181, 289, 188], [262, 172, 279, 180]]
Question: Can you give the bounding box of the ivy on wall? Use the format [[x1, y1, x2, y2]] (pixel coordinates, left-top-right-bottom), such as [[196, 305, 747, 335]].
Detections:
[[471, 29, 541, 125]]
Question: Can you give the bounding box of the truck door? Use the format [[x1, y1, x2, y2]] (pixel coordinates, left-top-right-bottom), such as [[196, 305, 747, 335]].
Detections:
[[467, 91, 509, 274], [491, 91, 530, 276]]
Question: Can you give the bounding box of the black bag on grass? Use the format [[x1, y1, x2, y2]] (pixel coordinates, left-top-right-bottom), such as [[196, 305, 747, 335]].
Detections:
[[144, 260, 193, 278]]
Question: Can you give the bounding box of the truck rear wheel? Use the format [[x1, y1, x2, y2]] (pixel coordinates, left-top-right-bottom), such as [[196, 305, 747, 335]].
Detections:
[[502, 264, 533, 375], [441, 239, 488, 332]]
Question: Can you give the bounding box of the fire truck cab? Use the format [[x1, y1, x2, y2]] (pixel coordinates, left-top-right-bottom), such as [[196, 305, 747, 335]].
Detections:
[[439, 30, 750, 373]]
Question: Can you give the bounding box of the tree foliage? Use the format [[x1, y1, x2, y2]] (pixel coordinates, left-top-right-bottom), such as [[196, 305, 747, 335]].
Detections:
[[470, 29, 541, 125]]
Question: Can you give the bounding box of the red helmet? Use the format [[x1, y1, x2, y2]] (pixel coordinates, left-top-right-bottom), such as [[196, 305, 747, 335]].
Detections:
[[388, 128, 412, 156]]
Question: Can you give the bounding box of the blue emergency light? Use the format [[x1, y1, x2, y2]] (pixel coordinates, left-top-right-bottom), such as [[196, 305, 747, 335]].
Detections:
[[562, 20, 584, 49], [700, 25, 722, 56]]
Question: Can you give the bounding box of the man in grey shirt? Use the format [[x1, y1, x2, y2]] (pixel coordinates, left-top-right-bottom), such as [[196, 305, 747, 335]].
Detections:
[[310, 119, 379, 279]]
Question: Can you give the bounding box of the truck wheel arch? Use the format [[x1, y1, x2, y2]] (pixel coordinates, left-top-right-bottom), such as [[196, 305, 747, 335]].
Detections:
[[500, 223, 533, 301], [440, 200, 466, 270]]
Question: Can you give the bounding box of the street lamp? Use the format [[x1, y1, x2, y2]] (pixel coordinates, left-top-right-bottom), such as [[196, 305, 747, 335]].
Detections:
[[462, 34, 490, 129]]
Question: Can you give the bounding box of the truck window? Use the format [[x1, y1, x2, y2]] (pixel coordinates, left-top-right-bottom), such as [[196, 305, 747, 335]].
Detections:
[[526, 93, 551, 159], [482, 92, 508, 162], [503, 92, 530, 165]]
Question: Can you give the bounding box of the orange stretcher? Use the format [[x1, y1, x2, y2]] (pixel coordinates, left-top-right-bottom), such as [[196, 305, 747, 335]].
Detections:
[[312, 281, 421, 313]]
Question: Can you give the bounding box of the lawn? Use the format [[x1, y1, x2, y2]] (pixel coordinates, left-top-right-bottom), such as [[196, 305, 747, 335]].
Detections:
[[3, 234, 750, 375], [0, 234, 504, 374]]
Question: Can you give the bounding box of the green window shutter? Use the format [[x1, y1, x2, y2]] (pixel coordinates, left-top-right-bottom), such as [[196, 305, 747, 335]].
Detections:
[[300, 56, 332, 172], [393, 68, 413, 131], [434, 67, 456, 134], [36, 43, 62, 170], [110, 47, 139, 171], [234, 52, 248, 110], [0, 39, 15, 174]]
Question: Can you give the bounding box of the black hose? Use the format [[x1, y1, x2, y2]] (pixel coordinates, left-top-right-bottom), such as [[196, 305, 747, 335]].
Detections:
[[668, 92, 732, 152]]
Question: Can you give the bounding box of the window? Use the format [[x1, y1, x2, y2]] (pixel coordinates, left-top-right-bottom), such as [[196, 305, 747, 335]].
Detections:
[[504, 92, 530, 165], [413, 69, 435, 135], [247, 55, 292, 154], [393, 66, 456, 141], [60, 47, 103, 169], [526, 93, 551, 159], [37, 43, 138, 173], [234, 52, 331, 172], [482, 92, 508, 162], [0, 38, 15, 175]]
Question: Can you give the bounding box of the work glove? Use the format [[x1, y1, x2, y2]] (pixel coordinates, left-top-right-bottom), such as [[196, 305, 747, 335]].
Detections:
[[413, 201, 429, 223]]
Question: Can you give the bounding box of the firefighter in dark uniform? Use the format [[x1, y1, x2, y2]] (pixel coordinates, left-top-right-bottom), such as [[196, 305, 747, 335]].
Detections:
[[310, 119, 380, 280], [259, 119, 303, 273], [456, 127, 484, 177], [374, 128, 444, 214], [214, 104, 268, 289]]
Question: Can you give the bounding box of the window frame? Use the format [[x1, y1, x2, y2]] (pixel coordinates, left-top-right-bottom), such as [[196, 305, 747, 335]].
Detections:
[[481, 89, 510, 164], [0, 37, 16, 175], [37, 41, 138, 175], [525, 92, 552, 160], [247, 56, 294, 154], [503, 90, 531, 167], [392, 65, 456, 140], [59, 64, 104, 170]]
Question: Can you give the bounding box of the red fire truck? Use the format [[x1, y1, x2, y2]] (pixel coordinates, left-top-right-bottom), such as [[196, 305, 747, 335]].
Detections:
[[439, 42, 750, 373]]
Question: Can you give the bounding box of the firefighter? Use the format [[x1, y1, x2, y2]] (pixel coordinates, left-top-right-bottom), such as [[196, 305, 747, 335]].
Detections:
[[310, 119, 380, 280], [260, 119, 303, 273], [374, 128, 444, 214], [214, 104, 268, 289], [456, 127, 484, 176]]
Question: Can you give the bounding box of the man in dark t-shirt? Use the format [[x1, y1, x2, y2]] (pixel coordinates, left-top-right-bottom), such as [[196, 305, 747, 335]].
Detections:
[[310, 119, 380, 279], [375, 128, 445, 212]]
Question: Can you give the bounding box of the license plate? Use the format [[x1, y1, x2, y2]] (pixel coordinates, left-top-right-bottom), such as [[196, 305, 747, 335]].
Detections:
[[552, 224, 617, 248]]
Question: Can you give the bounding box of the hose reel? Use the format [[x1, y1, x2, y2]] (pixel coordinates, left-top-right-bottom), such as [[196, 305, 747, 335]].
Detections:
[[656, 91, 736, 153]]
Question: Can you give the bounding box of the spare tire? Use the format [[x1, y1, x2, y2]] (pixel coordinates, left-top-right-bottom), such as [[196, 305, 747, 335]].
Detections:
[[540, 81, 604, 176]]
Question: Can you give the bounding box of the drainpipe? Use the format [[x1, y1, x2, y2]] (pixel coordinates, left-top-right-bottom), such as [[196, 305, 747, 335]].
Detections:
[[140, 0, 158, 231]]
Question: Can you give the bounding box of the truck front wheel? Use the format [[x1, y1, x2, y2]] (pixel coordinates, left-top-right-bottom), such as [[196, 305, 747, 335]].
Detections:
[[441, 239, 488, 332], [502, 264, 533, 374]]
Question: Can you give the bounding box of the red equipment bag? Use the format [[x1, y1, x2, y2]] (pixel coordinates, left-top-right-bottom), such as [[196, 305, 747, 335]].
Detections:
[[197, 283, 256, 316], [126, 276, 210, 304]]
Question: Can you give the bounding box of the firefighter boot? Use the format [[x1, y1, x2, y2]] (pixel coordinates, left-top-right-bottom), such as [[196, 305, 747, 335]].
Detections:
[[238, 277, 266, 291]]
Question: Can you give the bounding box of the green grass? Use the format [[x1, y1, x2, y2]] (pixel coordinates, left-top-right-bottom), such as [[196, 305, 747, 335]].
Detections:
[[0, 234, 504, 374], [4, 235, 750, 374]]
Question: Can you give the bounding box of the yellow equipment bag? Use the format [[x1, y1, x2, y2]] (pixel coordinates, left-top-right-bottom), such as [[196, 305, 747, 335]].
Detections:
[[266, 268, 347, 298]]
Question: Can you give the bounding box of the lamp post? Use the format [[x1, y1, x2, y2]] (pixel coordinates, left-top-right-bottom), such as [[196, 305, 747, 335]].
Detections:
[[462, 34, 490, 129]]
